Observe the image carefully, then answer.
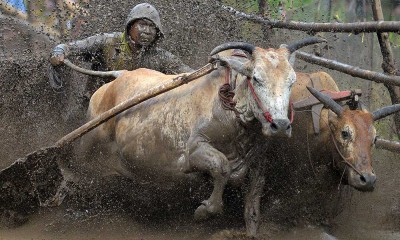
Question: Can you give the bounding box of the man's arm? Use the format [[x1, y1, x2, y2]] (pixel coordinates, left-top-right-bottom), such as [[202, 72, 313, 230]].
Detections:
[[50, 32, 120, 66]]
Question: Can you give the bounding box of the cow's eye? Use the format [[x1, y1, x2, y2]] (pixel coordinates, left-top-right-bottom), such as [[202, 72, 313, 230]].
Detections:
[[341, 130, 350, 139], [253, 76, 260, 84]]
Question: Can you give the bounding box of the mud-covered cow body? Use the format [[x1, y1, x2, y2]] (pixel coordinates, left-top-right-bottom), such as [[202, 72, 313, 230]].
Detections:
[[72, 39, 326, 237]]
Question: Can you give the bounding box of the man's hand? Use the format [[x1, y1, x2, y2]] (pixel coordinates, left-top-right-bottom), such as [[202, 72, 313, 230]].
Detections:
[[50, 54, 64, 66], [50, 44, 66, 66]]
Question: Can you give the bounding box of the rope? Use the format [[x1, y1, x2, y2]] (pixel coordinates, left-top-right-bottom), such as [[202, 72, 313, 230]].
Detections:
[[218, 67, 240, 116], [328, 127, 363, 177], [295, 109, 363, 178], [247, 78, 273, 123], [219, 83, 240, 114], [63, 59, 123, 78]]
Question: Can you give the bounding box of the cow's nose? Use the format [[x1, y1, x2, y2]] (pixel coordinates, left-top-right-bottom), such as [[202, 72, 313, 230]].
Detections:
[[360, 172, 377, 185], [355, 172, 376, 192], [270, 119, 291, 134]]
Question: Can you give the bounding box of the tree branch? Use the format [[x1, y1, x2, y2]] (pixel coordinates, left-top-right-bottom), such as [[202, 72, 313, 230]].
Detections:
[[295, 51, 400, 86], [372, 0, 397, 74], [220, 4, 400, 33], [375, 138, 400, 153]]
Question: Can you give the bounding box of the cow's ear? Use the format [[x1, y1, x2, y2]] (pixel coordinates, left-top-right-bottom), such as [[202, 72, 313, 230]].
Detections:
[[236, 62, 253, 77], [216, 56, 252, 77]]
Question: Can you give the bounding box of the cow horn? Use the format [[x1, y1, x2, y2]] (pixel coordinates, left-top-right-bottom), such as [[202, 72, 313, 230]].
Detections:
[[372, 104, 400, 121], [306, 86, 344, 116], [285, 37, 327, 53], [210, 42, 255, 56]]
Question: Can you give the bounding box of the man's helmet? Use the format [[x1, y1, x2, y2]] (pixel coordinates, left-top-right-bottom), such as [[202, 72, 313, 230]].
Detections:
[[125, 3, 164, 42]]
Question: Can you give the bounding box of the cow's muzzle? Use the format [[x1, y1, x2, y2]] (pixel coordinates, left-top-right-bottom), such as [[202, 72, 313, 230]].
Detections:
[[348, 169, 376, 192], [263, 118, 292, 137]]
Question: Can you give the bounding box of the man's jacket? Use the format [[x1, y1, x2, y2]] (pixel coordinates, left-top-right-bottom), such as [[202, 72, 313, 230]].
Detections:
[[62, 32, 193, 74], [56, 3, 192, 74]]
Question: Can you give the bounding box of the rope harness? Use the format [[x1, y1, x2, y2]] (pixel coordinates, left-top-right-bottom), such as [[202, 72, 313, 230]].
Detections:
[[218, 67, 241, 116], [328, 122, 363, 177], [291, 78, 364, 177], [246, 77, 273, 123]]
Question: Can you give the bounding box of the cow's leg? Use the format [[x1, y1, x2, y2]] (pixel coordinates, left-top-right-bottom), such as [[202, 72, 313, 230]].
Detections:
[[185, 141, 231, 221], [244, 165, 266, 238]]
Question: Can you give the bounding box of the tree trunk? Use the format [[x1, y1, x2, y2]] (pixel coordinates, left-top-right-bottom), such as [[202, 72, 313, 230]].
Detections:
[[258, 0, 272, 41], [372, 0, 400, 139]]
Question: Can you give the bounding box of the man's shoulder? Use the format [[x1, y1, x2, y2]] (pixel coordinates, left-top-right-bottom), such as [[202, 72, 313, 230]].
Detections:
[[107, 32, 123, 37], [85, 31, 121, 38], [102, 32, 123, 41], [149, 47, 173, 56], [86, 32, 123, 44]]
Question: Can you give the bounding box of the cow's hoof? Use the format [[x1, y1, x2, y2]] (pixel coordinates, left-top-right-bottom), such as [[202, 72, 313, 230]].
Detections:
[[194, 200, 222, 221]]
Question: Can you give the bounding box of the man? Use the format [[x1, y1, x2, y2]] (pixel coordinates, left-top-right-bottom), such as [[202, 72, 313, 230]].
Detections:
[[50, 3, 193, 92]]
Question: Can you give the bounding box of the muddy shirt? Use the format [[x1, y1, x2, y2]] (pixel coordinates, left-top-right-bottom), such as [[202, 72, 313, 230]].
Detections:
[[64, 32, 193, 74]]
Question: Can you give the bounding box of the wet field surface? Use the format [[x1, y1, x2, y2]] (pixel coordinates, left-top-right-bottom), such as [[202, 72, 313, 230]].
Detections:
[[2, 1, 400, 239], [1, 149, 400, 240]]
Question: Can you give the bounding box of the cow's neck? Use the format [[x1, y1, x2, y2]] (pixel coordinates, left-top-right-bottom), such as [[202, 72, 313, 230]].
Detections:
[[218, 74, 263, 134], [211, 72, 268, 184], [221, 73, 264, 152], [214, 66, 250, 121]]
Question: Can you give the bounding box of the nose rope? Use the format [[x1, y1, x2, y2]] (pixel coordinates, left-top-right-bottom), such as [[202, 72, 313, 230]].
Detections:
[[247, 78, 295, 124], [247, 78, 273, 123], [297, 108, 363, 177], [289, 100, 294, 123], [218, 67, 241, 116]]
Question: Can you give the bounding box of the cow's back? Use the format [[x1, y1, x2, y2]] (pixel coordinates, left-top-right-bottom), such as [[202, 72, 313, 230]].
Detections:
[[87, 69, 184, 140], [291, 71, 339, 138], [79, 68, 228, 182], [292, 71, 339, 107]]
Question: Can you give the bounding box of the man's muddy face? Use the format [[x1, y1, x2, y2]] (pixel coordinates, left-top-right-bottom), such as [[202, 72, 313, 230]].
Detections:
[[129, 19, 157, 47]]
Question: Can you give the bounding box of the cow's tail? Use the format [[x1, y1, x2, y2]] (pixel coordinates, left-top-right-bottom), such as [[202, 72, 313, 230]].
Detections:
[[63, 59, 124, 78]]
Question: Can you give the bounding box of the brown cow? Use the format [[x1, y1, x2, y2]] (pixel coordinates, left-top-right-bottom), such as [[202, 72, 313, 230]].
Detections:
[[67, 39, 325, 234], [290, 72, 400, 191], [236, 71, 400, 237]]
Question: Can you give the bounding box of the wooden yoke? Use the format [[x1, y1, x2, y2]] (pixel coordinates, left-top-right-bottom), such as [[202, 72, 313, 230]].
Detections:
[[293, 89, 362, 134]]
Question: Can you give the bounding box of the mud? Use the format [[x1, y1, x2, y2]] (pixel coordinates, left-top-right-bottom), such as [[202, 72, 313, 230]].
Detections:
[[1, 0, 400, 239]]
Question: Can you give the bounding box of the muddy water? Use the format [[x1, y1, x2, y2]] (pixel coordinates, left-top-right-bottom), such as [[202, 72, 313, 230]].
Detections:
[[0, 207, 215, 240], [2, 0, 400, 239], [1, 148, 400, 240], [330, 149, 400, 240], [0, 206, 332, 240]]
